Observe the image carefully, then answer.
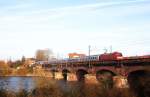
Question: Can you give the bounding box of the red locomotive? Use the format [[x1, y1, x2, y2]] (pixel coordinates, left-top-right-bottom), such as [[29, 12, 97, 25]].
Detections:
[[99, 52, 123, 61], [66, 52, 123, 62]]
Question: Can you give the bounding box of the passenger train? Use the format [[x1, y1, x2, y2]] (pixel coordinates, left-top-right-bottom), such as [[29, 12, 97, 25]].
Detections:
[[67, 52, 123, 62], [36, 52, 150, 65], [36, 52, 123, 64]]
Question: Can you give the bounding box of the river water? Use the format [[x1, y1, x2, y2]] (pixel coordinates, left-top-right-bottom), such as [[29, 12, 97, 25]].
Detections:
[[0, 77, 41, 92], [0, 77, 77, 92]]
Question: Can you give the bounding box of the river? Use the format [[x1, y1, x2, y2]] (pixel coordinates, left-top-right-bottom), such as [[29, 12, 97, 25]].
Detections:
[[0, 76, 79, 92], [0, 77, 38, 92]]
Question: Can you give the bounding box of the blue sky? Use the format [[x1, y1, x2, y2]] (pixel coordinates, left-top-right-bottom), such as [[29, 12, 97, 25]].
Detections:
[[0, 0, 150, 60]]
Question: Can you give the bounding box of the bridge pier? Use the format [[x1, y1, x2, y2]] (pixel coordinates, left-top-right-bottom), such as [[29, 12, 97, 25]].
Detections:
[[67, 73, 77, 81], [55, 72, 63, 80], [113, 76, 128, 88], [53, 72, 78, 81], [85, 74, 98, 84]]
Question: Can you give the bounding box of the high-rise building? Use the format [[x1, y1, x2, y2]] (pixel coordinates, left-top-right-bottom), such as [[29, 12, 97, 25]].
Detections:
[[35, 49, 53, 61]]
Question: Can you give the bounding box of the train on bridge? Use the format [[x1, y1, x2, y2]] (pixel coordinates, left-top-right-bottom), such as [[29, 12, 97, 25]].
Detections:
[[36, 51, 150, 64], [36, 52, 123, 64]]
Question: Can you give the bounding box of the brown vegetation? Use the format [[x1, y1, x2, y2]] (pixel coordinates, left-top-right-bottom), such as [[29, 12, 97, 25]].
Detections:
[[0, 60, 12, 75], [0, 72, 149, 97], [0, 78, 136, 97], [0, 77, 149, 97]]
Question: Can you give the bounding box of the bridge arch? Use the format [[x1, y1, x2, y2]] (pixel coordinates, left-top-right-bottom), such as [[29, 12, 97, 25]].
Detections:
[[96, 69, 116, 88], [127, 70, 150, 97], [50, 69, 58, 72], [76, 69, 88, 82], [50, 69, 58, 79], [62, 69, 71, 81]]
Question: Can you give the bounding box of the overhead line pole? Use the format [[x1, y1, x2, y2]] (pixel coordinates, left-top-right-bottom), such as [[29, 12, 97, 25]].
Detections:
[[89, 45, 91, 68]]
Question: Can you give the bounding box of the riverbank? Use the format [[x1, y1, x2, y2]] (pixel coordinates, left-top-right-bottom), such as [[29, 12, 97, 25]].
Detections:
[[0, 75, 51, 77], [0, 68, 53, 78], [0, 74, 51, 77]]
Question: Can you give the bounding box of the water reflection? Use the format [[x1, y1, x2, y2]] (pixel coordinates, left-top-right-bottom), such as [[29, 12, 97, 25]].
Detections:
[[0, 77, 35, 92], [0, 77, 87, 92]]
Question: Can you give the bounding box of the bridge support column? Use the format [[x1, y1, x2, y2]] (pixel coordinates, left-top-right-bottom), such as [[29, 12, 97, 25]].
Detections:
[[67, 73, 77, 81], [55, 72, 63, 80], [85, 74, 98, 84], [113, 76, 128, 88]]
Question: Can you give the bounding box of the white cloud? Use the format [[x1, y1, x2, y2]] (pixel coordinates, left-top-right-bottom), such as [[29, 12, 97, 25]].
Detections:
[[0, 0, 149, 30], [1, 0, 149, 19], [0, 0, 149, 59]]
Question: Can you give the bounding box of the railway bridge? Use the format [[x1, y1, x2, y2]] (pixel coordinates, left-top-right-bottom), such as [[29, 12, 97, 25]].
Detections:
[[38, 56, 150, 88]]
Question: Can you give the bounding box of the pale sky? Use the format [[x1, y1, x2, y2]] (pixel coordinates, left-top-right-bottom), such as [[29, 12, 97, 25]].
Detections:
[[0, 0, 150, 60]]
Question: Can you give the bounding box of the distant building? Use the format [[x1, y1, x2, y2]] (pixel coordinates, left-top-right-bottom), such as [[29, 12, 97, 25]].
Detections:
[[68, 53, 86, 58], [35, 49, 53, 61]]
